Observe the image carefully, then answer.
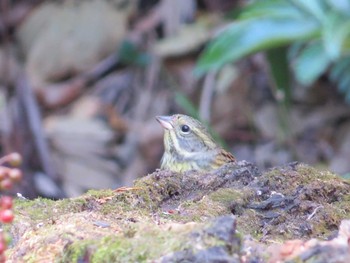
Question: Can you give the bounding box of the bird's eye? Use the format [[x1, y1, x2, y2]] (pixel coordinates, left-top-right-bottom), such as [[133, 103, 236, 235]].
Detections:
[[180, 125, 190, 133]]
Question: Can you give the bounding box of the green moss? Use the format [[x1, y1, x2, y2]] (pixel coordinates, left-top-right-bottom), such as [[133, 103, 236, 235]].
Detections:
[[61, 222, 197, 263], [333, 201, 350, 217], [56, 198, 87, 213], [263, 164, 348, 197], [158, 188, 250, 223], [134, 172, 183, 209], [96, 191, 151, 220], [296, 164, 340, 181], [14, 196, 88, 222], [14, 197, 56, 221], [61, 220, 233, 263], [236, 209, 262, 238], [59, 240, 94, 263], [99, 202, 120, 215], [310, 203, 350, 238], [209, 188, 243, 205], [85, 189, 115, 198], [166, 189, 240, 223]]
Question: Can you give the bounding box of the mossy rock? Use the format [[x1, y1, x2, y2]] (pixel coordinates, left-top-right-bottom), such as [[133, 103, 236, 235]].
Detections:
[[6, 162, 350, 262]]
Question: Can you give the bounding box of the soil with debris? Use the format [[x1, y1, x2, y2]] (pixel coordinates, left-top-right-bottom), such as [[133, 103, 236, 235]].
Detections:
[[7, 162, 350, 262]]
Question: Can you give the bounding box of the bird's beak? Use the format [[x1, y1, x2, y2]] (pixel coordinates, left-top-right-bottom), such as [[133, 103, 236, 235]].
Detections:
[[156, 115, 174, 130]]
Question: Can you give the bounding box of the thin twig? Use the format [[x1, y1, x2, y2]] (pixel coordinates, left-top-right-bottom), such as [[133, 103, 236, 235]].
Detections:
[[199, 71, 216, 123], [16, 72, 59, 183], [307, 205, 323, 220]]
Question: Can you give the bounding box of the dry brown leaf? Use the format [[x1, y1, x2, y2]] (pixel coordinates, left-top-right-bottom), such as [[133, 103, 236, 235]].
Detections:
[[114, 186, 142, 192], [96, 196, 113, 204]]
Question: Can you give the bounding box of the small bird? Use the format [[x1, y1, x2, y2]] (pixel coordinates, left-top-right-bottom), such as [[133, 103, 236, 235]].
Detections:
[[156, 114, 236, 173]]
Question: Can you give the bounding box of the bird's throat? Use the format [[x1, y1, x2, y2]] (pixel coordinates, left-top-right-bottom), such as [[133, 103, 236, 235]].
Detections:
[[164, 130, 208, 161]]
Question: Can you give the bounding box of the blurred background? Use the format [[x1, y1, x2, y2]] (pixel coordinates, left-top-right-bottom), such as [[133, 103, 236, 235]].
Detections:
[[0, 0, 349, 198]]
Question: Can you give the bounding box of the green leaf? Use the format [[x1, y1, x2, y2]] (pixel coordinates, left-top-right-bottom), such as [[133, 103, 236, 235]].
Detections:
[[293, 41, 331, 86], [266, 47, 291, 105], [239, 0, 302, 20], [288, 42, 305, 60], [326, 0, 350, 15], [196, 17, 319, 76], [118, 40, 150, 66], [290, 0, 327, 21], [322, 12, 350, 60]]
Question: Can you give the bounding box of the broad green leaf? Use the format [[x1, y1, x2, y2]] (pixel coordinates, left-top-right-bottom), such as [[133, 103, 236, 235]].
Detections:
[[293, 41, 331, 86], [322, 12, 350, 60], [326, 0, 350, 15], [266, 47, 291, 105], [239, 0, 302, 20], [196, 18, 319, 75], [288, 42, 305, 60], [290, 0, 327, 21]]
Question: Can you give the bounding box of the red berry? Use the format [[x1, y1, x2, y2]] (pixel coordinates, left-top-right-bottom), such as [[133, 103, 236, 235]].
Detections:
[[0, 197, 12, 209], [0, 168, 8, 181], [0, 239, 6, 254], [0, 253, 5, 263], [8, 169, 22, 182], [0, 179, 12, 190], [0, 209, 14, 223]]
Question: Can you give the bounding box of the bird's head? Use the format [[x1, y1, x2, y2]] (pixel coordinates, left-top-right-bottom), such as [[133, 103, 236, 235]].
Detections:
[[156, 114, 217, 156]]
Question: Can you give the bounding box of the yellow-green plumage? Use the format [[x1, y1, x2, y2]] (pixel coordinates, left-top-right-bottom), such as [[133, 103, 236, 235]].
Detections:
[[156, 114, 235, 173]]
